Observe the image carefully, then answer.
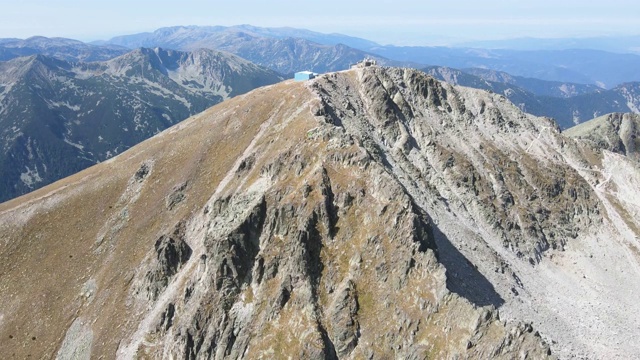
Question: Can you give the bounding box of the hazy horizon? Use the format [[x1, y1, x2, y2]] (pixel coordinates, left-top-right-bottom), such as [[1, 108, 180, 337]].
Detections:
[[0, 0, 638, 46]]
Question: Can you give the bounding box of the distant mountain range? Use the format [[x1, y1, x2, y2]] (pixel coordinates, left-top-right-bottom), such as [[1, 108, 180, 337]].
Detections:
[[455, 35, 640, 55], [0, 36, 128, 62], [460, 68, 601, 98], [100, 25, 640, 89], [543, 82, 640, 126], [0, 47, 282, 202], [424, 66, 640, 128], [367, 46, 640, 89], [102, 25, 396, 75], [99, 24, 381, 51]]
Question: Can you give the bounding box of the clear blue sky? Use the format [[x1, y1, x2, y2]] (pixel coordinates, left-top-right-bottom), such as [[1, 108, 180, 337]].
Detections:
[[0, 0, 638, 45]]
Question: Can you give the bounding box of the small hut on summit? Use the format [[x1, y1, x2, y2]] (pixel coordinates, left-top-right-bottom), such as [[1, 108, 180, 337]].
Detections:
[[351, 58, 377, 69], [294, 71, 316, 81]]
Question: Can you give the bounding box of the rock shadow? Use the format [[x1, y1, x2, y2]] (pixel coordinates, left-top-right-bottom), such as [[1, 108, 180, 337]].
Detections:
[[432, 224, 504, 308]]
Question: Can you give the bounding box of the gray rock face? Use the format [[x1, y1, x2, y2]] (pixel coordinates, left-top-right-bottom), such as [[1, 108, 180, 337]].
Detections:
[[55, 318, 93, 360], [133, 222, 192, 302], [309, 67, 640, 359], [313, 67, 601, 262], [328, 279, 360, 357]]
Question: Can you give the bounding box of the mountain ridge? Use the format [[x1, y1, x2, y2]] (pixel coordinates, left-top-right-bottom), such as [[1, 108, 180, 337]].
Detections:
[[0, 36, 128, 62], [103, 26, 396, 75], [105, 24, 380, 50], [100, 25, 640, 88], [0, 47, 282, 202], [423, 65, 640, 128], [564, 112, 640, 161], [0, 68, 554, 359]]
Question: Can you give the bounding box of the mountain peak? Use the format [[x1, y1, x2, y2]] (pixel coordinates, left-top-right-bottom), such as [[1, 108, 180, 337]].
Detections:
[[0, 70, 554, 359], [3, 66, 639, 358]]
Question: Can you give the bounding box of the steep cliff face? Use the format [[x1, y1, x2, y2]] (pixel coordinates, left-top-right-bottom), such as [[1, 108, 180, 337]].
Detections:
[[1, 66, 639, 359]]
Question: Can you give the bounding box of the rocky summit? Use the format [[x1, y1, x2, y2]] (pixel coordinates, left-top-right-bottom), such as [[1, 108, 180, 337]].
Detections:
[[1, 65, 639, 359]]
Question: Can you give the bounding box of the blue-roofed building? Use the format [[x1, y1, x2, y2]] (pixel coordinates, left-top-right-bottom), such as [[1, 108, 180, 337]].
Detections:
[[294, 71, 316, 81]]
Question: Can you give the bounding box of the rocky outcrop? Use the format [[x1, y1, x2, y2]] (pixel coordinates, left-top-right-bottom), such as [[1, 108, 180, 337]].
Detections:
[[128, 157, 550, 359], [56, 318, 93, 360], [564, 112, 640, 161], [328, 279, 360, 357], [132, 222, 192, 302]]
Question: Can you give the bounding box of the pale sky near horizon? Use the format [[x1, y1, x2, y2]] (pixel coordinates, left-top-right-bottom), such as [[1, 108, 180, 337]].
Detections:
[[0, 0, 638, 45]]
